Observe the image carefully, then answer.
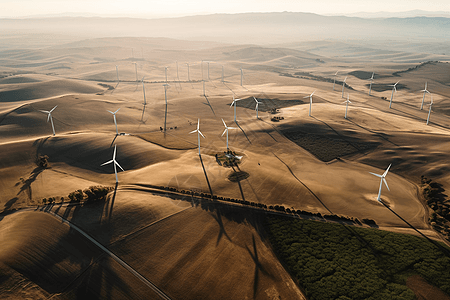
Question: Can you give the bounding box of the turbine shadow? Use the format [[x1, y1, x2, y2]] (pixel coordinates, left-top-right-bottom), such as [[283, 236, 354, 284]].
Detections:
[[211, 206, 232, 246], [235, 122, 252, 144], [231, 165, 246, 202], [381, 202, 450, 256], [111, 82, 119, 94], [109, 135, 118, 148], [246, 234, 273, 297], [199, 155, 214, 197], [203, 95, 216, 115]]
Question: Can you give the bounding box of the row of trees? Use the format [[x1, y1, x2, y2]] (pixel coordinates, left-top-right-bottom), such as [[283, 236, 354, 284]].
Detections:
[[41, 186, 114, 205]]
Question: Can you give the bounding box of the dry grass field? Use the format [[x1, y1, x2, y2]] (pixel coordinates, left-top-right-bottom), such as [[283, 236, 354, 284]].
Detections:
[[1, 31, 450, 299]]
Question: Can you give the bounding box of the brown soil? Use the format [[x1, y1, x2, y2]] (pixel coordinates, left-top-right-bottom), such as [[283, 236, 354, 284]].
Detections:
[[406, 275, 450, 300]]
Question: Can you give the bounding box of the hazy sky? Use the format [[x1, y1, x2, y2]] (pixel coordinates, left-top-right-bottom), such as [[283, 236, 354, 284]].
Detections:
[[2, 0, 450, 18]]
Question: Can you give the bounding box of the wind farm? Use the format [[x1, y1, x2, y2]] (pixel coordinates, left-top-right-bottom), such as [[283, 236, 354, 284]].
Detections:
[[1, 9, 450, 300]]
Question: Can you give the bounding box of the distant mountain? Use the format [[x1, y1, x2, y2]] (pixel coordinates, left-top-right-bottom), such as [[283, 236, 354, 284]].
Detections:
[[327, 10, 450, 19], [1, 12, 449, 46]]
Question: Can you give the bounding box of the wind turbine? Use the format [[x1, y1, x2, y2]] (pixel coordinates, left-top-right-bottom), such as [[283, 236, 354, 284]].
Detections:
[[164, 66, 168, 83], [107, 108, 120, 135], [253, 96, 262, 119], [186, 63, 191, 82], [221, 119, 237, 150], [303, 91, 315, 117], [389, 81, 399, 108], [369, 164, 391, 202], [240, 68, 244, 86], [115, 65, 119, 82], [141, 77, 147, 105], [368, 72, 374, 95], [40, 105, 57, 136], [132, 62, 138, 81], [163, 84, 170, 132], [420, 82, 430, 110], [101, 145, 124, 183], [426, 94, 433, 125], [190, 119, 205, 156], [341, 76, 347, 98], [230, 96, 241, 123], [343, 93, 352, 119], [332, 70, 339, 90]]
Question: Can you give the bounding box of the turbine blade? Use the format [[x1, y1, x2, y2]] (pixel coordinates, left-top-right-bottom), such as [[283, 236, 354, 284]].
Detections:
[[101, 160, 114, 166], [222, 118, 227, 128], [199, 130, 205, 138], [189, 129, 198, 134], [229, 127, 238, 130], [113, 145, 117, 160], [382, 164, 392, 177], [222, 128, 227, 136], [107, 110, 114, 114], [50, 105, 57, 112], [40, 110, 49, 113], [114, 108, 121, 114], [369, 172, 382, 178], [197, 118, 200, 130], [115, 160, 125, 172], [47, 114, 51, 122], [383, 178, 390, 191]]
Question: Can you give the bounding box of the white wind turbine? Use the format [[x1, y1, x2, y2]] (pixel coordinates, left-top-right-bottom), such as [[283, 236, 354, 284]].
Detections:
[[369, 164, 391, 202], [343, 93, 352, 119], [426, 94, 433, 125], [190, 119, 205, 156], [341, 76, 347, 98], [101, 145, 124, 183], [389, 81, 399, 108], [303, 91, 315, 117], [40, 105, 57, 136], [332, 70, 339, 90], [221, 119, 237, 150], [420, 82, 430, 110], [253, 96, 262, 119], [230, 96, 241, 123], [107, 108, 120, 135], [141, 77, 147, 105], [368, 72, 374, 96]]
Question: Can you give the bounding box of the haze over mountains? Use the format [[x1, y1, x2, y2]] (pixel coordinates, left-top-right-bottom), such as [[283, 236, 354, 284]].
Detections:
[[1, 12, 450, 48]]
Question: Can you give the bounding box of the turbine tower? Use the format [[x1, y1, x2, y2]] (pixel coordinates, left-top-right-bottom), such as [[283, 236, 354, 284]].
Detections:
[[420, 82, 430, 110], [230, 96, 241, 123], [343, 93, 352, 119], [133, 62, 138, 81], [427, 94, 433, 125], [189, 119, 205, 156], [341, 76, 347, 98], [40, 105, 58, 136], [186, 63, 191, 82], [101, 145, 124, 183], [107, 108, 121, 135], [141, 77, 147, 105], [369, 164, 391, 202], [240, 68, 243, 86], [303, 91, 315, 117], [389, 81, 399, 109], [222, 119, 237, 150], [368, 72, 374, 96], [253, 96, 262, 119], [332, 70, 339, 90], [163, 84, 170, 132]]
